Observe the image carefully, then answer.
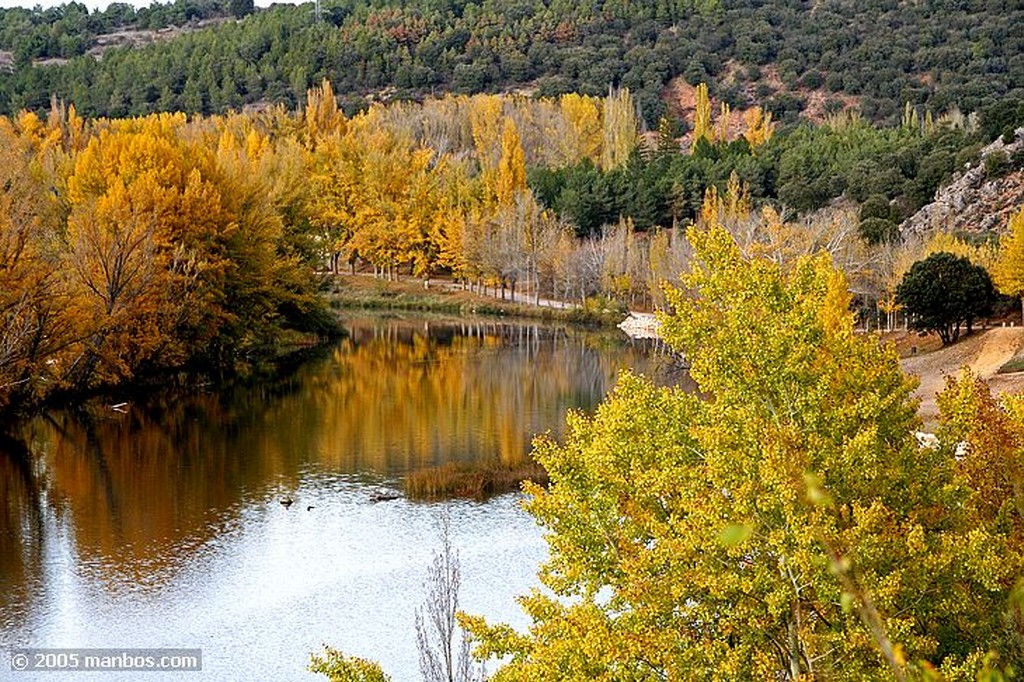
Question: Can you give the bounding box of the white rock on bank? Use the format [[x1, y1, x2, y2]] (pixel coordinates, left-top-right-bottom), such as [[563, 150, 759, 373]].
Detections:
[[618, 313, 661, 339]]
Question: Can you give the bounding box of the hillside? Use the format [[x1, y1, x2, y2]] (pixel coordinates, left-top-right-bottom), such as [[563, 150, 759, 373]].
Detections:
[[901, 129, 1024, 239], [0, 0, 1021, 126]]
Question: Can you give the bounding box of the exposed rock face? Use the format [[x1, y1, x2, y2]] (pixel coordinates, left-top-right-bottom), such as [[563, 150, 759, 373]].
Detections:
[[900, 129, 1024, 239]]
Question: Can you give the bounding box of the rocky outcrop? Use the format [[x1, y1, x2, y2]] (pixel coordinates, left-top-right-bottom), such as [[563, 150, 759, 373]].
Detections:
[[900, 128, 1024, 238]]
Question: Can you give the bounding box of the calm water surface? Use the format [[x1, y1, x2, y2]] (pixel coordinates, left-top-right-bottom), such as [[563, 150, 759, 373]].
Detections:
[[0, 316, 671, 681]]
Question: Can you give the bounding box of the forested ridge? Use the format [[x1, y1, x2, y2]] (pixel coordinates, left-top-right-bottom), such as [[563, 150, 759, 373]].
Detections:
[[0, 0, 1022, 127]]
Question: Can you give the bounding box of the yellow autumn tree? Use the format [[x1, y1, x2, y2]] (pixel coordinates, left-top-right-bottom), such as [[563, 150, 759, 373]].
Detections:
[[692, 81, 713, 147], [716, 101, 731, 142], [495, 117, 526, 207], [312, 113, 447, 280], [211, 121, 334, 346], [0, 119, 69, 407], [921, 230, 995, 269], [698, 172, 750, 229], [470, 94, 505, 182], [466, 220, 1024, 675], [993, 207, 1024, 323], [303, 79, 347, 147], [742, 105, 774, 148], [558, 93, 603, 165], [308, 122, 364, 273], [600, 87, 638, 170], [57, 113, 332, 390], [463, 221, 1022, 680]]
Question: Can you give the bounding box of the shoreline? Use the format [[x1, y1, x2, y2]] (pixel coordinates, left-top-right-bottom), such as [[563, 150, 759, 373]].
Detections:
[[326, 274, 627, 327]]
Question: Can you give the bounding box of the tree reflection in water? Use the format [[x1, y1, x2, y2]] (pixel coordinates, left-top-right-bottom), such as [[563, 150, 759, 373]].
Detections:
[[0, 317, 682, 679]]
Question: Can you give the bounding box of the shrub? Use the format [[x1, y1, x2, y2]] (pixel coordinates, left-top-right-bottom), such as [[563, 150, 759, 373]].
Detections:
[[984, 149, 1011, 178]]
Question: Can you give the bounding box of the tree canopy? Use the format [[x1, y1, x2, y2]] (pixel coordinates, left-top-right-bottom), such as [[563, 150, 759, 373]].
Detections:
[[993, 207, 1024, 323], [461, 222, 1023, 679], [896, 251, 996, 345]]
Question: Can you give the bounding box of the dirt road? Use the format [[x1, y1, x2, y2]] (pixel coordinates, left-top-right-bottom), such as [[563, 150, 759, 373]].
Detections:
[[900, 327, 1024, 424]]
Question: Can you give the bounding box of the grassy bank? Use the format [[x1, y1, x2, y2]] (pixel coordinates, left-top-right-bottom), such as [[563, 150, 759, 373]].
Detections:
[[404, 459, 549, 500], [326, 274, 624, 326], [999, 352, 1024, 374]]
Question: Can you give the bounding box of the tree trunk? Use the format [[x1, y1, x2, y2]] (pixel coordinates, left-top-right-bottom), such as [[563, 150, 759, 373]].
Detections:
[[788, 616, 801, 680]]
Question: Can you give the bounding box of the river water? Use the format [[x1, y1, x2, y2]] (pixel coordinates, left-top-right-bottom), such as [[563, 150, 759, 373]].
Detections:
[[0, 316, 672, 681]]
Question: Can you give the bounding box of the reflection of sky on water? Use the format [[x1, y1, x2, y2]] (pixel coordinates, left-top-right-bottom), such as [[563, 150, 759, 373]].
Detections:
[[0, 318, 669, 680], [6, 479, 544, 681]]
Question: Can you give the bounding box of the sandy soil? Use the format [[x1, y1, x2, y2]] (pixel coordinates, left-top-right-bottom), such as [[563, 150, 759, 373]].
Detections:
[[900, 327, 1024, 425]]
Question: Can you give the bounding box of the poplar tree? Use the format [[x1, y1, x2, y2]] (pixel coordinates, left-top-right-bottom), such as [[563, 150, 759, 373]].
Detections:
[[600, 87, 638, 171], [993, 207, 1024, 323], [495, 117, 526, 207], [692, 81, 712, 147], [462, 218, 1020, 680], [558, 93, 603, 165]]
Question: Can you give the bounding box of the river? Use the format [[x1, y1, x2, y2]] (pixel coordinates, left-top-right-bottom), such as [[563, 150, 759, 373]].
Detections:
[[0, 316, 674, 681]]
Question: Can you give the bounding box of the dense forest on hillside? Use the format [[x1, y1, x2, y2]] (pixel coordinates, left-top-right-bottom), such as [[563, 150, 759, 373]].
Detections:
[[0, 0, 1022, 127]]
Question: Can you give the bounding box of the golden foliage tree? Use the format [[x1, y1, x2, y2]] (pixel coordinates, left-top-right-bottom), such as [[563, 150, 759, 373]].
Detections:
[[993, 207, 1024, 322], [470, 94, 505, 177], [0, 121, 70, 407], [463, 221, 1020, 680], [716, 101, 731, 142], [742, 105, 775, 148], [303, 79, 347, 147], [495, 117, 527, 207], [558, 93, 603, 165], [600, 87, 638, 170], [692, 81, 713, 146]]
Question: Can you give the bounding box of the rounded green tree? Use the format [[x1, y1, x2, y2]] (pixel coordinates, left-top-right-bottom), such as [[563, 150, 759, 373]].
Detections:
[[896, 251, 995, 345]]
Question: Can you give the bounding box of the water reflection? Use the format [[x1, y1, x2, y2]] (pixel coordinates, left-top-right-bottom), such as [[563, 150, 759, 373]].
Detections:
[[0, 317, 670, 680], [0, 433, 45, 634]]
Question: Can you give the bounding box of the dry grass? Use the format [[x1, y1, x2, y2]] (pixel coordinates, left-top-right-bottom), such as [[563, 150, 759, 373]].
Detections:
[[404, 460, 549, 501], [999, 353, 1024, 374]]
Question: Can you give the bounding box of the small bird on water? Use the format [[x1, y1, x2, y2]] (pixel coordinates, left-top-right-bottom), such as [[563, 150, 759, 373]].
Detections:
[[280, 497, 294, 508]]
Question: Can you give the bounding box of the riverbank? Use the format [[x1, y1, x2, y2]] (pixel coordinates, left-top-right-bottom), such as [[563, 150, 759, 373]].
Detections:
[[326, 274, 626, 326]]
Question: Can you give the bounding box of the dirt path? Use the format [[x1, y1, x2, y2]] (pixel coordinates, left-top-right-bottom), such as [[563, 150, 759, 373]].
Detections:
[[901, 327, 1024, 424]]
